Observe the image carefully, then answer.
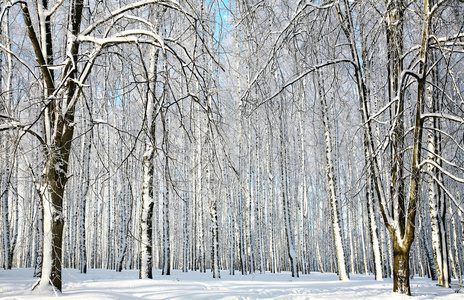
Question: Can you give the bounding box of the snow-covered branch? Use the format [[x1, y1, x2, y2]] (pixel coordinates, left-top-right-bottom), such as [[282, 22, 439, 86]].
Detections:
[[80, 0, 182, 36], [419, 159, 464, 184], [0, 121, 46, 147], [77, 29, 164, 50], [422, 170, 464, 213], [421, 112, 464, 123]]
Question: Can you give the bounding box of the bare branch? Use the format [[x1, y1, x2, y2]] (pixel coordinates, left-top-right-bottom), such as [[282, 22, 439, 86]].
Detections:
[[250, 59, 354, 114], [422, 170, 464, 213]]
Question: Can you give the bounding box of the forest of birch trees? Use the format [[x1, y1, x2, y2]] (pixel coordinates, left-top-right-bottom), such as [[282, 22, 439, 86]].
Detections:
[[0, 0, 464, 296]]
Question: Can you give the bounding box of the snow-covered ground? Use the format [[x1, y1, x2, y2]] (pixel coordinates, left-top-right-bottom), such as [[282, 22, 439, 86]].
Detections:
[[0, 268, 462, 299]]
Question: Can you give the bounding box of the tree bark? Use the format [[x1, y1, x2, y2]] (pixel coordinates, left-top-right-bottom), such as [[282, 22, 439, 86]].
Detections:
[[392, 242, 411, 295]]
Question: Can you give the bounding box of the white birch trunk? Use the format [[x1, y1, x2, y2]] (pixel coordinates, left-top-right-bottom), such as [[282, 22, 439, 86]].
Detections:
[[367, 177, 383, 280], [1, 149, 10, 270], [448, 204, 461, 282], [78, 128, 91, 273], [139, 45, 158, 279], [1, 9, 13, 270], [359, 201, 369, 275], [278, 96, 298, 278], [139, 141, 154, 278], [33, 187, 43, 277], [162, 154, 170, 276], [116, 93, 128, 273], [266, 128, 276, 273], [210, 188, 220, 278], [196, 100, 206, 273], [182, 190, 189, 273], [426, 84, 450, 287], [161, 62, 170, 277], [246, 118, 255, 274], [298, 78, 310, 274], [255, 131, 265, 274], [236, 76, 246, 275], [227, 173, 235, 275], [317, 69, 349, 281]]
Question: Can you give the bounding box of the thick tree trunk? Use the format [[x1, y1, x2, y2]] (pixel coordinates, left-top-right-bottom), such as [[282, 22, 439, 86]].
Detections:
[[38, 145, 73, 291], [392, 242, 411, 295], [40, 188, 64, 291]]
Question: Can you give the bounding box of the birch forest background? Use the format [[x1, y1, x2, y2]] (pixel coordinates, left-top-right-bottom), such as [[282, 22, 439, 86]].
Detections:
[[0, 0, 464, 296]]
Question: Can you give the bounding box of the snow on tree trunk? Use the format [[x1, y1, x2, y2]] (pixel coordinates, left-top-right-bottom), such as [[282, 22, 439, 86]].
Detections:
[[38, 154, 69, 292]]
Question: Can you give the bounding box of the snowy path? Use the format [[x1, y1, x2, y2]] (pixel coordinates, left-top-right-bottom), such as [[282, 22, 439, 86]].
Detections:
[[0, 269, 462, 299]]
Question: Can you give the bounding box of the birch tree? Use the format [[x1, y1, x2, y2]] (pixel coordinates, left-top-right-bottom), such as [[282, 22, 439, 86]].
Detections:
[[316, 65, 349, 281], [139, 5, 166, 279]]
